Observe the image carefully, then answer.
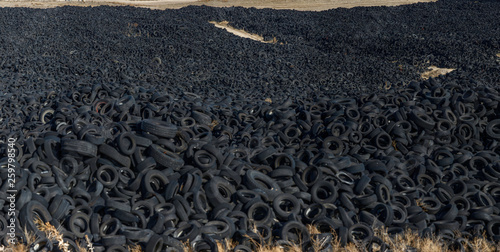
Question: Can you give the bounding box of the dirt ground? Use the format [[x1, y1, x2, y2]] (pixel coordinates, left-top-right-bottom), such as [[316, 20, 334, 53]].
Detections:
[[0, 0, 436, 11]]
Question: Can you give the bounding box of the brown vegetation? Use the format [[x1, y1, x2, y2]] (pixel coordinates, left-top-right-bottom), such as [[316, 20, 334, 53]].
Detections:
[[2, 220, 499, 252]]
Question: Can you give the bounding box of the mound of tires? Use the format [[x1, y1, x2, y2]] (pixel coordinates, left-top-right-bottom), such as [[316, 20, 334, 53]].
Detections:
[[2, 77, 500, 251], [0, 0, 498, 99], [0, 0, 500, 251]]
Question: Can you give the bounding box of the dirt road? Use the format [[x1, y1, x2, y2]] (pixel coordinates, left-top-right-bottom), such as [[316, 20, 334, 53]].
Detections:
[[0, 0, 436, 11]]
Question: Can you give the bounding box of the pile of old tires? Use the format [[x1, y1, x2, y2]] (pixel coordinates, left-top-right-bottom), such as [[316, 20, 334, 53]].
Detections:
[[2, 76, 500, 251], [0, 0, 498, 98], [0, 0, 500, 251]]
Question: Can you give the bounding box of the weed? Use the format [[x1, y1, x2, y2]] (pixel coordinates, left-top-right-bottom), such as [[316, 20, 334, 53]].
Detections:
[[34, 217, 70, 252], [7, 221, 500, 252]]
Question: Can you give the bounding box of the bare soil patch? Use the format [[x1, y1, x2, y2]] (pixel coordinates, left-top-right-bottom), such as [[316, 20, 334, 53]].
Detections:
[[421, 65, 455, 79], [209, 21, 277, 43]]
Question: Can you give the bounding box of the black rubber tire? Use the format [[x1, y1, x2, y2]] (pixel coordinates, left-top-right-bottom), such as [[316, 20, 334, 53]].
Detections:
[[273, 193, 301, 220], [375, 183, 391, 203], [19, 201, 53, 238], [99, 144, 131, 168], [437, 204, 458, 221], [143, 169, 169, 194], [354, 175, 371, 195], [96, 165, 119, 188], [244, 170, 282, 200], [99, 218, 122, 237], [246, 201, 273, 225], [204, 176, 235, 206], [322, 136, 344, 155], [145, 234, 164, 252], [419, 197, 442, 215], [486, 220, 500, 238], [192, 110, 213, 126], [122, 227, 154, 243], [201, 220, 231, 238], [371, 203, 394, 226], [486, 119, 500, 139], [173, 222, 199, 242], [106, 245, 129, 252], [193, 149, 217, 171], [29, 237, 54, 252], [409, 109, 436, 130], [61, 138, 98, 157], [68, 212, 90, 238], [141, 119, 178, 138], [279, 221, 310, 244], [101, 235, 127, 247], [149, 144, 184, 170], [116, 132, 137, 155], [347, 223, 374, 244], [310, 180, 338, 204]]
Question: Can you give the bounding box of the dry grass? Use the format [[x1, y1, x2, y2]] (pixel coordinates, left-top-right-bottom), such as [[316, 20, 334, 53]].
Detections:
[[178, 224, 500, 252], [128, 243, 144, 252], [0, 227, 32, 252], [34, 218, 71, 252], [3, 220, 499, 252], [377, 227, 442, 251]]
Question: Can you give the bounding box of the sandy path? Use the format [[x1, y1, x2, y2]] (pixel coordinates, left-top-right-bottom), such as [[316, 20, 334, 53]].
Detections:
[[0, 0, 437, 11], [421, 66, 455, 80], [209, 21, 277, 43]]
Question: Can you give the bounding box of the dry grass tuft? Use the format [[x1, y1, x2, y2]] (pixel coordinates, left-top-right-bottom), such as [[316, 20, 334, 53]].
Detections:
[[128, 243, 144, 252], [34, 217, 71, 252], [217, 238, 236, 251], [469, 233, 499, 252], [308, 225, 335, 252], [5, 220, 500, 252], [209, 119, 219, 130], [376, 227, 435, 251], [0, 226, 33, 252], [182, 239, 194, 252]]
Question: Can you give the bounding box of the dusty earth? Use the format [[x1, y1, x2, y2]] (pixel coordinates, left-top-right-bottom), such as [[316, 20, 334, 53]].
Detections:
[[0, 0, 437, 11], [209, 21, 278, 44], [421, 66, 455, 80]]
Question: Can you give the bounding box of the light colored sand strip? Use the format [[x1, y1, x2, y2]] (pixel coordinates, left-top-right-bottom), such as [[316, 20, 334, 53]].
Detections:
[[194, 0, 438, 11], [0, 0, 438, 11], [421, 65, 455, 80], [209, 21, 276, 43]]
